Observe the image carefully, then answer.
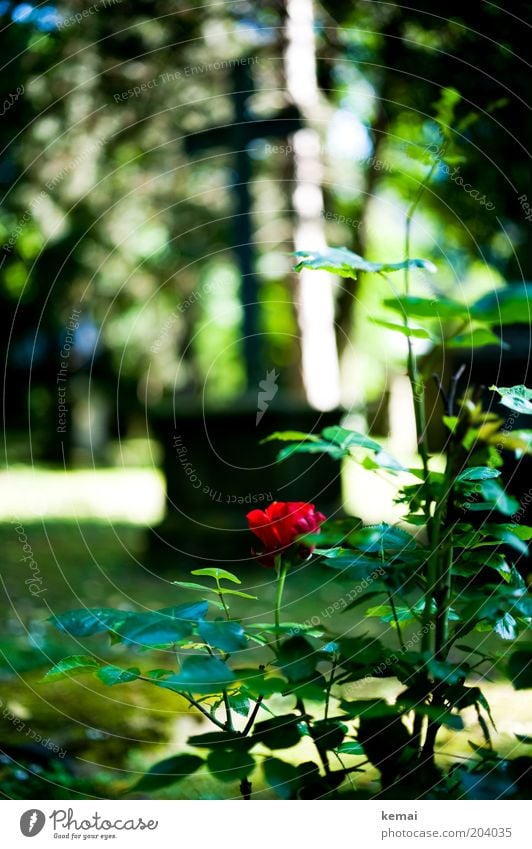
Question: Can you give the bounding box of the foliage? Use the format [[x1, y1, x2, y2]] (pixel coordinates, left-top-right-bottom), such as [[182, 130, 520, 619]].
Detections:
[[41, 240, 532, 798]]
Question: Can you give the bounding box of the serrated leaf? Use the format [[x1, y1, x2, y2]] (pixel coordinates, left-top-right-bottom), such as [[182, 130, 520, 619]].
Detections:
[[494, 612, 519, 640], [383, 295, 470, 320], [228, 694, 250, 717], [96, 665, 140, 686], [216, 589, 258, 600], [456, 466, 501, 482], [369, 317, 434, 340], [471, 286, 532, 325], [447, 327, 507, 349], [197, 620, 248, 652], [173, 580, 215, 592], [41, 655, 100, 682], [116, 602, 209, 648], [261, 431, 320, 444], [235, 668, 289, 698], [192, 568, 241, 584], [277, 440, 347, 462], [294, 247, 436, 278], [155, 655, 236, 695], [321, 425, 382, 453], [49, 608, 132, 637], [490, 385, 532, 415]]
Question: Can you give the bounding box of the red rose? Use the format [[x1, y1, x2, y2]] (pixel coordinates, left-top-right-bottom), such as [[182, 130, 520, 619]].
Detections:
[[246, 501, 326, 567]]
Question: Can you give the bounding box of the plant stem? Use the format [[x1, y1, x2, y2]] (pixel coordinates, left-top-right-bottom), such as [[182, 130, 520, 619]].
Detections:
[[139, 677, 230, 731], [216, 577, 230, 620], [324, 655, 338, 721], [402, 143, 447, 758], [239, 778, 252, 800], [242, 695, 264, 736], [387, 591, 407, 653], [222, 690, 234, 731], [274, 556, 289, 649], [296, 697, 330, 776]]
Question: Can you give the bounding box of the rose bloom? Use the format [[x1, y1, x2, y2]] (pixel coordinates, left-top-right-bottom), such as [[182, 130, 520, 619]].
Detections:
[[246, 501, 326, 567]]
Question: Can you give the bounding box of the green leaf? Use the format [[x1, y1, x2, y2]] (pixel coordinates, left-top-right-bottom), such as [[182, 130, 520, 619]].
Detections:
[[349, 523, 417, 553], [155, 655, 236, 695], [310, 719, 347, 751], [96, 665, 140, 686], [511, 526, 532, 541], [369, 318, 434, 340], [494, 612, 519, 640], [263, 757, 300, 799], [471, 285, 532, 325], [173, 580, 216, 592], [187, 730, 253, 750], [191, 568, 241, 584], [262, 431, 320, 444], [187, 731, 253, 751], [456, 466, 501, 482], [50, 608, 132, 637], [461, 478, 519, 516], [116, 602, 209, 648], [339, 699, 398, 719], [336, 740, 365, 756], [490, 385, 532, 415], [215, 589, 258, 600], [294, 247, 436, 278], [277, 440, 347, 462], [146, 668, 174, 680], [41, 655, 100, 682], [206, 748, 255, 783], [412, 704, 464, 730], [516, 734, 532, 744], [443, 415, 459, 432], [133, 754, 203, 792], [383, 295, 470, 320], [508, 649, 532, 689], [252, 715, 302, 749], [235, 668, 289, 698], [197, 620, 248, 652], [447, 327, 507, 349], [277, 636, 317, 682], [365, 604, 414, 625], [321, 425, 382, 453], [361, 451, 408, 473], [228, 694, 250, 717]]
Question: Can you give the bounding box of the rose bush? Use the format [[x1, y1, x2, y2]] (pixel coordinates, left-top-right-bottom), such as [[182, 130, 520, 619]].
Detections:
[[36, 133, 532, 798]]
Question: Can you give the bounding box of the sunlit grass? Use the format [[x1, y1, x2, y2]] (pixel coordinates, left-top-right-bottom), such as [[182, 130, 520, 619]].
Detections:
[[0, 466, 166, 524]]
